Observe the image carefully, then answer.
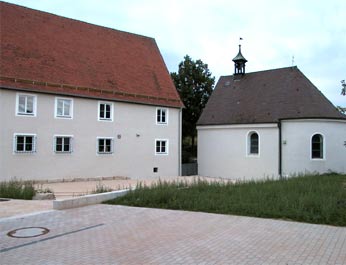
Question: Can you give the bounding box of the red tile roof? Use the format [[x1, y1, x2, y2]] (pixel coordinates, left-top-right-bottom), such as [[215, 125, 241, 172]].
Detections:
[[0, 2, 183, 108], [198, 67, 346, 125]]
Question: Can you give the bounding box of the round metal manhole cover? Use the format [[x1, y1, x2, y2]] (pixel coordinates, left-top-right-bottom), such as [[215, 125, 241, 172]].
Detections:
[[7, 227, 49, 238]]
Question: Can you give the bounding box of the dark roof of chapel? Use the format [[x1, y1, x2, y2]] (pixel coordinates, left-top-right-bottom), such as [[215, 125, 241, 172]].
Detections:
[[197, 66, 346, 125], [0, 2, 183, 108]]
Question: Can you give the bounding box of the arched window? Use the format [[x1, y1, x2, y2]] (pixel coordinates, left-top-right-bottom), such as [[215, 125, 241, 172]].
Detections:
[[311, 134, 323, 159], [249, 132, 259, 155]]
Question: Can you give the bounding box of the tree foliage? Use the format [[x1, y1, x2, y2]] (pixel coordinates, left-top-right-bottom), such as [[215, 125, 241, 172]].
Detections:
[[171, 55, 215, 161], [341, 80, 346, 96]]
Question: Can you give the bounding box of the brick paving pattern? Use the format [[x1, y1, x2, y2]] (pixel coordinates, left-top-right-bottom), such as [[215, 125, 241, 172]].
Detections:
[[1, 204, 345, 264]]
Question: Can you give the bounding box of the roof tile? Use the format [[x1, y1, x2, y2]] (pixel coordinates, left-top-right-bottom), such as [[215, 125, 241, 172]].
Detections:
[[0, 2, 183, 108], [198, 67, 346, 125]]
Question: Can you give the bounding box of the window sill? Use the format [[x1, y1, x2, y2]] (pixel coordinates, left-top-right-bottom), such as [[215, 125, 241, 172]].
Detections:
[[55, 116, 72, 119], [16, 113, 36, 117], [246, 154, 260, 158]]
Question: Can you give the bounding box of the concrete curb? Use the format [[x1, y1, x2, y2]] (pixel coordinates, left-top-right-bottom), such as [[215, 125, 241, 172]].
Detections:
[[53, 189, 130, 210]]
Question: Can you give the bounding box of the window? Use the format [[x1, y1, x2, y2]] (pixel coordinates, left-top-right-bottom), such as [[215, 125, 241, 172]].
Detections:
[[311, 134, 324, 159], [97, 138, 113, 154], [156, 108, 168, 124], [14, 134, 36, 153], [98, 102, 113, 121], [54, 136, 73, 153], [155, 139, 168, 155], [55, 98, 73, 118], [250, 132, 259, 154], [247, 131, 259, 156], [16, 93, 37, 116]]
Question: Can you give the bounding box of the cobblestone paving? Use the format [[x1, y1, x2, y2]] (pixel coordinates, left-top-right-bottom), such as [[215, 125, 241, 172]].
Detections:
[[1, 204, 345, 265]]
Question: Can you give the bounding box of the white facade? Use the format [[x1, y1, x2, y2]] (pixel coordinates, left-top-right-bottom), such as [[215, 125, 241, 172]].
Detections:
[[198, 124, 279, 180], [281, 119, 346, 176], [0, 89, 182, 181], [198, 119, 346, 180]]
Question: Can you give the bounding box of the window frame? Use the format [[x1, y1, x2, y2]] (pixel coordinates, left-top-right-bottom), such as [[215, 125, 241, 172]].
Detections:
[[55, 97, 73, 119], [97, 137, 114, 155], [13, 133, 37, 153], [155, 139, 169, 155], [156, 107, 168, 125], [98, 101, 114, 122], [54, 135, 73, 154], [16, 93, 37, 117], [246, 131, 260, 157], [311, 133, 325, 160]]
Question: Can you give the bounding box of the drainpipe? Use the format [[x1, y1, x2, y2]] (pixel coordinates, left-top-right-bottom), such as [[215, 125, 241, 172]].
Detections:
[[178, 107, 182, 176], [278, 120, 282, 178]]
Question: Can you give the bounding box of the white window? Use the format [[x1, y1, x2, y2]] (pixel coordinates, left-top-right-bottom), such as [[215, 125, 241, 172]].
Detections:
[[97, 138, 114, 154], [14, 134, 36, 153], [247, 131, 260, 156], [16, 93, 37, 116], [98, 102, 113, 121], [156, 108, 168, 124], [311, 133, 324, 159], [54, 136, 73, 153], [155, 139, 168, 155], [55, 98, 73, 118]]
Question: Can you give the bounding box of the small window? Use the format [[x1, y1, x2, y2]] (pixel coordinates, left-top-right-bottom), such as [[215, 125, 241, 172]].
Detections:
[[247, 131, 259, 156], [311, 134, 323, 159], [55, 136, 73, 153], [250, 133, 259, 154], [98, 102, 113, 121], [55, 98, 73, 118], [97, 138, 113, 154], [16, 93, 37, 116], [14, 134, 36, 153], [155, 139, 168, 155], [156, 108, 168, 124]]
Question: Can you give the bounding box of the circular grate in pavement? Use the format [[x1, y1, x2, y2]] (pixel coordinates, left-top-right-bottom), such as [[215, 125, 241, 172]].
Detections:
[[7, 227, 49, 238]]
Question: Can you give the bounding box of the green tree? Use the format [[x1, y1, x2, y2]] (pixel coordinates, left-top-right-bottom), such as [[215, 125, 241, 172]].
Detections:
[[171, 55, 215, 162], [337, 80, 346, 114]]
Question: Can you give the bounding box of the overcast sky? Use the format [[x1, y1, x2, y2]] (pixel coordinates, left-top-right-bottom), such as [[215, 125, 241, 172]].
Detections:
[[4, 0, 346, 106]]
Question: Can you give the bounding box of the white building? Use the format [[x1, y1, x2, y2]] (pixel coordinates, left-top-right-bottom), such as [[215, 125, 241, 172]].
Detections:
[[197, 45, 346, 180], [0, 2, 183, 181]]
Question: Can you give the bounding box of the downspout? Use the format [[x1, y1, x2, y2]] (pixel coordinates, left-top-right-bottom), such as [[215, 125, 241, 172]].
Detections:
[[278, 120, 282, 178], [178, 107, 182, 176]]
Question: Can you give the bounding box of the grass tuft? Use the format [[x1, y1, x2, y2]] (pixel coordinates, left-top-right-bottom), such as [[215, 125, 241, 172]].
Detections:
[[91, 182, 113, 194], [0, 179, 36, 200], [105, 174, 346, 226]]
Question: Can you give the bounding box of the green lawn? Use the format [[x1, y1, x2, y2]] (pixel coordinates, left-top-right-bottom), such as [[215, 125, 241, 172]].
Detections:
[[105, 174, 346, 226]]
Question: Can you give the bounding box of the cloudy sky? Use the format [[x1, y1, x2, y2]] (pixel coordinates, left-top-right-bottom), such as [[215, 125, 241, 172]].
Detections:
[[4, 0, 346, 106]]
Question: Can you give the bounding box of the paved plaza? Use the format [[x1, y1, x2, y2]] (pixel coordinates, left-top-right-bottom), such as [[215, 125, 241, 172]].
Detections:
[[1, 204, 345, 265]]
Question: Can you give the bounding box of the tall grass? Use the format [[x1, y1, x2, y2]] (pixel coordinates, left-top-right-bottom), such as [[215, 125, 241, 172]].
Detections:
[[91, 182, 113, 194], [0, 179, 36, 200], [105, 174, 346, 226]]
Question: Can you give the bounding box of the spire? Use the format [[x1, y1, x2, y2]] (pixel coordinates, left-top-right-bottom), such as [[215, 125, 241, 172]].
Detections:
[[232, 44, 247, 75]]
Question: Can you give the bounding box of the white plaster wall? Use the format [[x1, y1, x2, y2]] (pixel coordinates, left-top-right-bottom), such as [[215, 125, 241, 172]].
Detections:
[[281, 119, 346, 175], [197, 124, 279, 180], [0, 89, 181, 180]]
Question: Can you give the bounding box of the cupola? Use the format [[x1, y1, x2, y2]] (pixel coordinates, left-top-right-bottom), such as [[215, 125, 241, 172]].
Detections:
[[232, 44, 247, 75]]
